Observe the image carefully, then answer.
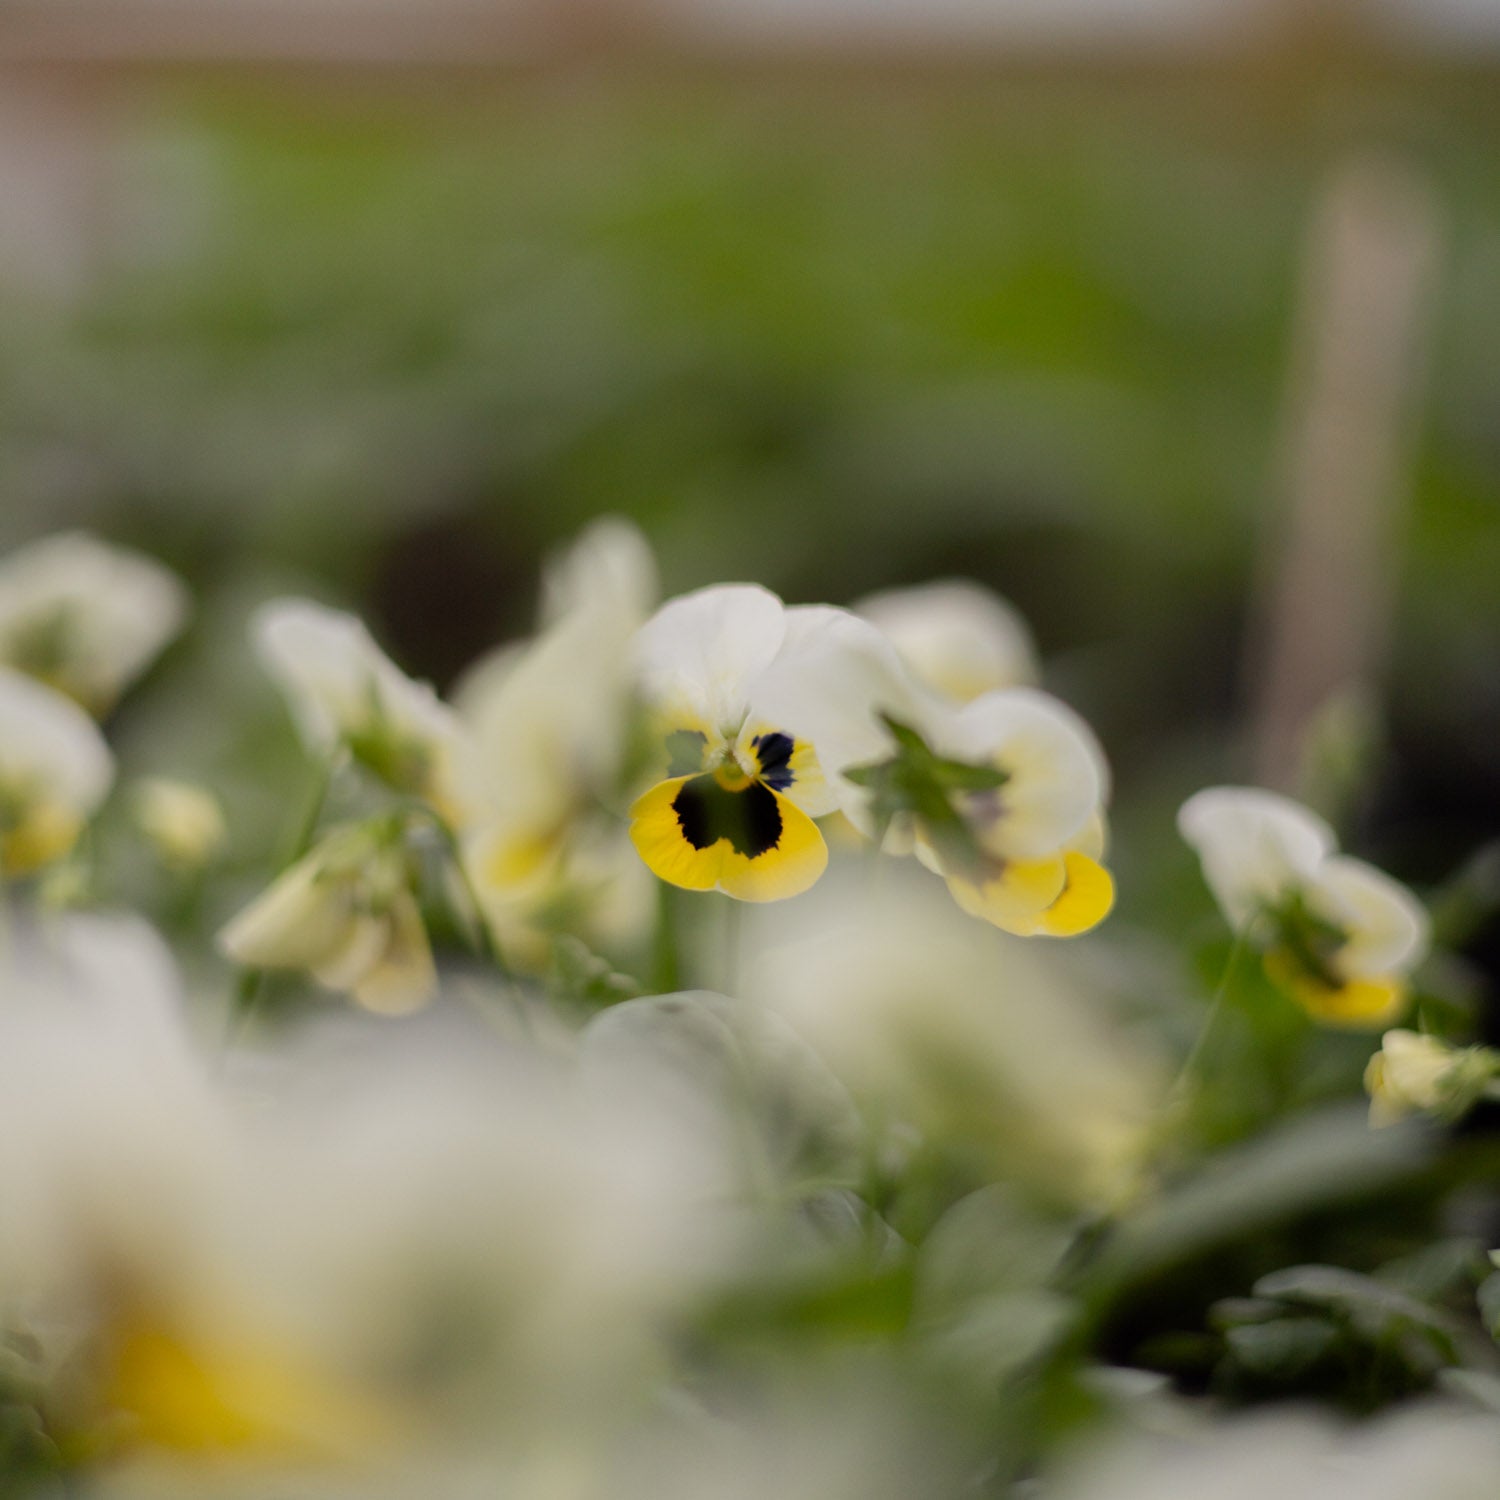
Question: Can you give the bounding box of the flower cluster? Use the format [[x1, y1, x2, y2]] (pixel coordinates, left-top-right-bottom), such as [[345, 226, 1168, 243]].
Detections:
[[1, 522, 1497, 1499]]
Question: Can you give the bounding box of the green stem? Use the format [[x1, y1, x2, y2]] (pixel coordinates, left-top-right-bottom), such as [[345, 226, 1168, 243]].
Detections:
[[652, 880, 680, 994], [722, 893, 743, 997], [1166, 922, 1255, 1111], [406, 803, 513, 982]]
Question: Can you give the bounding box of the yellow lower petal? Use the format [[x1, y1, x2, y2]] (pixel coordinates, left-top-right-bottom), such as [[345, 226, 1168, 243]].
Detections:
[[1, 802, 82, 876], [945, 854, 1067, 934], [1263, 950, 1408, 1029], [1033, 852, 1115, 937], [629, 776, 827, 902]]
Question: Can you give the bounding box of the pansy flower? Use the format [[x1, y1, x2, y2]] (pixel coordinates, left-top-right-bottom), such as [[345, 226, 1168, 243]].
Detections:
[[755, 616, 1114, 937], [1178, 786, 1429, 1028], [627, 585, 845, 902], [253, 599, 479, 824], [0, 531, 188, 716]]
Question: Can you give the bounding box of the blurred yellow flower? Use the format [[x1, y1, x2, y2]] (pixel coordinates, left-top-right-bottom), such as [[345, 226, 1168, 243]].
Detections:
[[132, 778, 227, 872]]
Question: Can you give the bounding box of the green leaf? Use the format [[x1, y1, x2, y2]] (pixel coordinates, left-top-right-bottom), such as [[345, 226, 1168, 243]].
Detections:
[[1225, 1317, 1341, 1380]]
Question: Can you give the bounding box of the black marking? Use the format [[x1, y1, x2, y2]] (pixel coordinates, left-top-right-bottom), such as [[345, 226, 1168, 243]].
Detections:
[[751, 731, 796, 791], [672, 775, 783, 860], [664, 729, 708, 778]]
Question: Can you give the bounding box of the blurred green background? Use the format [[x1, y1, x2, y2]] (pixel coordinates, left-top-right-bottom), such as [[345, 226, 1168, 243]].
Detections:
[[3, 39, 1499, 950]]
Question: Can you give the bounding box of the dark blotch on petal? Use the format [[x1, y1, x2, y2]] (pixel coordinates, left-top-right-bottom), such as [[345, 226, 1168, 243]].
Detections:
[[751, 731, 796, 791], [673, 775, 783, 859]]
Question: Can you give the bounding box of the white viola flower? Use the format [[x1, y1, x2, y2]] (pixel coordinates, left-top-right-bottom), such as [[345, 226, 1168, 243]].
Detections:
[[854, 578, 1039, 702], [131, 777, 227, 871], [626, 584, 852, 902], [746, 866, 1163, 1212], [755, 612, 1114, 938], [0, 531, 189, 715], [0, 665, 114, 876], [253, 599, 478, 822], [1363, 1029, 1497, 1128], [217, 823, 435, 1016], [1179, 786, 1429, 1028]]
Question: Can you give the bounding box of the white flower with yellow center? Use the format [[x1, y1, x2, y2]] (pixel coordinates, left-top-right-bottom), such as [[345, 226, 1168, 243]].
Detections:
[[627, 585, 844, 902], [854, 578, 1038, 702], [131, 778, 227, 872], [755, 613, 1114, 938], [1178, 786, 1429, 1028], [217, 823, 435, 1016], [0, 531, 188, 715], [253, 599, 477, 822], [0, 665, 114, 877]]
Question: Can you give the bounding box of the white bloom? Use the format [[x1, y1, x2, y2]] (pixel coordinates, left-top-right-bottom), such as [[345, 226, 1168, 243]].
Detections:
[[0, 664, 114, 875], [746, 866, 1163, 1211], [218, 824, 435, 1016], [1178, 786, 1429, 1028], [854, 578, 1038, 702], [1364, 1029, 1471, 1128], [132, 777, 227, 870], [0, 531, 189, 714], [253, 599, 478, 820]]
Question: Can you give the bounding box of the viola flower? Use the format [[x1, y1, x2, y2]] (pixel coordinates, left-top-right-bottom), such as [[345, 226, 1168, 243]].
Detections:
[[1364, 1029, 1497, 1128], [253, 600, 479, 823], [0, 666, 114, 877], [854, 578, 1039, 703], [217, 822, 436, 1016], [1178, 787, 1429, 1028], [755, 613, 1114, 937], [627, 585, 845, 902], [131, 777, 228, 872], [0, 531, 188, 716]]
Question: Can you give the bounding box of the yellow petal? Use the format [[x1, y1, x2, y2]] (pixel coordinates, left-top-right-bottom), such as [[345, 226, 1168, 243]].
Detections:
[[945, 855, 1067, 934], [629, 775, 827, 902], [1033, 852, 1115, 937], [1263, 950, 1409, 1030]]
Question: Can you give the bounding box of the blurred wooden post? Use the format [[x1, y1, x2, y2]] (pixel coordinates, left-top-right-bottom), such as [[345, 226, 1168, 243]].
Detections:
[[1247, 158, 1442, 796]]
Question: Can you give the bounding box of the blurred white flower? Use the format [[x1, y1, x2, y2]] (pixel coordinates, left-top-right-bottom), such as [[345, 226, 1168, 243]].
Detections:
[[252, 599, 478, 821], [0, 664, 114, 876], [1179, 787, 1429, 1028], [854, 578, 1039, 702], [1045, 1403, 1500, 1500], [746, 866, 1162, 1212], [455, 519, 659, 964], [131, 777, 227, 871], [217, 822, 435, 1016], [0, 531, 189, 715], [1363, 1029, 1497, 1128]]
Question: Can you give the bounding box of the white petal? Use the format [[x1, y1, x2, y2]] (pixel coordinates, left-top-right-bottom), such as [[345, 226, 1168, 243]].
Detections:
[[1177, 786, 1335, 930], [942, 688, 1107, 858], [751, 604, 935, 824], [539, 515, 658, 628], [0, 665, 113, 814], [217, 854, 357, 973], [633, 584, 787, 733], [854, 578, 1038, 702], [1309, 854, 1429, 980]]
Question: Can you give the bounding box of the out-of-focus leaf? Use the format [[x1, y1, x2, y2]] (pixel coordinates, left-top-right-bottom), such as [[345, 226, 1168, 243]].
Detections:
[[1083, 1106, 1430, 1301], [1476, 1271, 1500, 1342], [1224, 1317, 1340, 1380]]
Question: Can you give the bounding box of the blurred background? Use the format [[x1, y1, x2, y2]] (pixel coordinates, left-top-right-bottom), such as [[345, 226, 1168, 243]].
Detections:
[[2, 0, 1498, 971]]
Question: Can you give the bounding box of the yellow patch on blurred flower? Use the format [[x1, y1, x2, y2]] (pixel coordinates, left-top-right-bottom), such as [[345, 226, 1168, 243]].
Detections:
[[0, 665, 113, 878], [1179, 787, 1429, 1030]]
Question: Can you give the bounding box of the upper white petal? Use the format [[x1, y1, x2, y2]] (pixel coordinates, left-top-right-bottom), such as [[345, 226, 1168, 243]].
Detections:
[[0, 665, 114, 814], [1308, 854, 1429, 980], [941, 688, 1108, 858], [539, 515, 658, 629], [854, 578, 1038, 702], [634, 584, 787, 733], [1177, 786, 1336, 929]]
